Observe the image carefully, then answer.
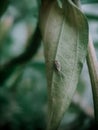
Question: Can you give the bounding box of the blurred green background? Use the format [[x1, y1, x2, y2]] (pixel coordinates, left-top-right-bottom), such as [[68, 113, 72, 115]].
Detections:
[[0, 0, 98, 130]]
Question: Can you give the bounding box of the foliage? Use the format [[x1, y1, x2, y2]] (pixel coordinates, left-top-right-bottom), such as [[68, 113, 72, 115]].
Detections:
[[0, 0, 98, 130], [40, 0, 88, 129]]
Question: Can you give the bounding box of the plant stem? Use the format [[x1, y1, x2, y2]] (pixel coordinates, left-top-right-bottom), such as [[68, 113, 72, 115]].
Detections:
[[87, 37, 98, 123], [0, 25, 41, 85]]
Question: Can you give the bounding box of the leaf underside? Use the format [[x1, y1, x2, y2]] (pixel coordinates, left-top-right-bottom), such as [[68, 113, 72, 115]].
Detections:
[[40, 0, 88, 130]]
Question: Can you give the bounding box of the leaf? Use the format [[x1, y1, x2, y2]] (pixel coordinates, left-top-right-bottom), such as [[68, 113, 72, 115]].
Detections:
[[40, 0, 88, 130], [81, 0, 98, 4]]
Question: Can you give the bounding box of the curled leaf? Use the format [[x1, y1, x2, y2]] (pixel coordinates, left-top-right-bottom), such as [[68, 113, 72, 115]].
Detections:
[[40, 0, 88, 130]]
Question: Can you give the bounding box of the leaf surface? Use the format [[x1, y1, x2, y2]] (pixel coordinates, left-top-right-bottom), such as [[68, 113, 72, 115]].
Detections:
[[40, 0, 88, 130]]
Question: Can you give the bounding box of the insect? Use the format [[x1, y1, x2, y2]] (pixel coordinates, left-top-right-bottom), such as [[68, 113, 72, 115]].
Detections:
[[54, 60, 64, 80], [54, 60, 61, 72]]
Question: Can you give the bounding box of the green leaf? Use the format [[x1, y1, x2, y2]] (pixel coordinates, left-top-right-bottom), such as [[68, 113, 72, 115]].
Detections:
[[40, 0, 88, 130], [81, 0, 98, 4]]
